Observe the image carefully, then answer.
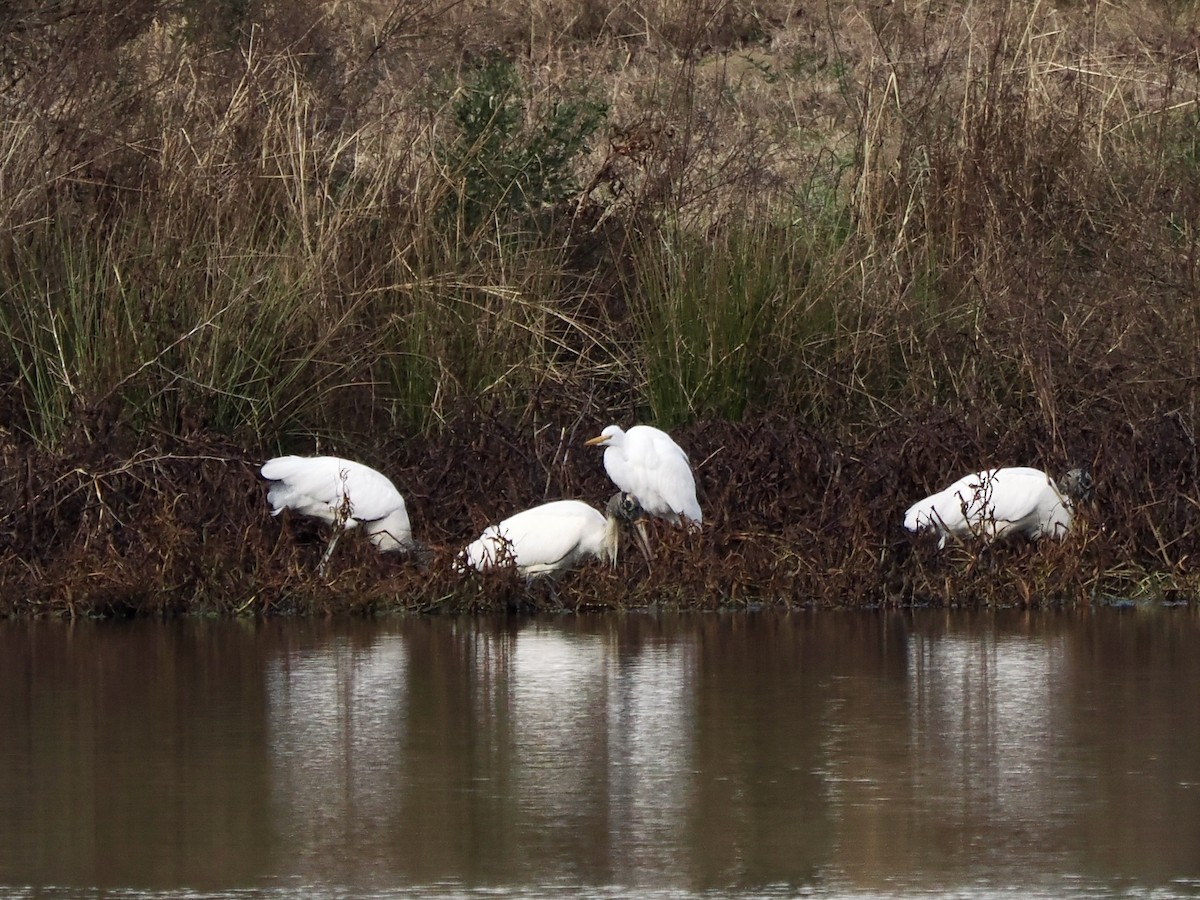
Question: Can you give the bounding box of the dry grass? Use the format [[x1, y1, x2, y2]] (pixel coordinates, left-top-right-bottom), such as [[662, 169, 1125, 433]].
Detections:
[[3, 0, 1200, 613]]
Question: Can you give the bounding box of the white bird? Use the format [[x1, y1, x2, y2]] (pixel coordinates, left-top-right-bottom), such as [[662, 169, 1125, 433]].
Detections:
[[585, 425, 702, 527], [260, 455, 417, 574], [904, 466, 1094, 549], [461, 492, 652, 580]]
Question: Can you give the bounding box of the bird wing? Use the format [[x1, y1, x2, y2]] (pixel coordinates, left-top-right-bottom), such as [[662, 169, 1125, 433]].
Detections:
[[470, 501, 604, 571], [335, 461, 407, 523], [982, 468, 1059, 526], [905, 470, 997, 534], [905, 468, 1055, 536], [983, 468, 1074, 538], [261, 456, 403, 524], [260, 455, 319, 486], [262, 456, 334, 517], [608, 429, 701, 522]]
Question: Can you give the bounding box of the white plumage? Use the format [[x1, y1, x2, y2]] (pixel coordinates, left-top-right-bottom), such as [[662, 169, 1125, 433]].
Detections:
[[261, 455, 416, 572], [461, 492, 650, 579], [585, 424, 702, 527], [904, 466, 1094, 549]]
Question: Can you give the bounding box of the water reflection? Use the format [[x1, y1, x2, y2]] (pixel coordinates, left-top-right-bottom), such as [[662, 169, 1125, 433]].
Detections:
[[0, 611, 1198, 897], [0, 621, 272, 890], [267, 625, 411, 882]]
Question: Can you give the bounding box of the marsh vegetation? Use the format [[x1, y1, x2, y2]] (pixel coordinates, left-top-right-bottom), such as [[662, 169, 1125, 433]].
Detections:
[[2, 0, 1200, 614]]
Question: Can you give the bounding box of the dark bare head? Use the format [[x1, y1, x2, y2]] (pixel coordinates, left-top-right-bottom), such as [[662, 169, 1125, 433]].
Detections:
[[605, 491, 643, 522], [605, 491, 653, 563], [1058, 467, 1095, 504]]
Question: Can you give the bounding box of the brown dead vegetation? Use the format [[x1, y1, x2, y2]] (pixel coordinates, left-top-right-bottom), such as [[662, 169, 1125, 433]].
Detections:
[[2, 405, 1198, 616], [3, 1, 1200, 613]]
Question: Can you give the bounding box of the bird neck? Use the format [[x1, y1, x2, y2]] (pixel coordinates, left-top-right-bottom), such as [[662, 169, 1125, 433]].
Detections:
[[601, 516, 620, 566], [368, 511, 411, 552]]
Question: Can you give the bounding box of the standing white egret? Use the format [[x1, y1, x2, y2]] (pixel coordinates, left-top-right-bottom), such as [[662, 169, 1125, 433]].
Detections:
[[461, 492, 652, 580], [904, 466, 1094, 549], [585, 424, 702, 528], [260, 455, 417, 574]]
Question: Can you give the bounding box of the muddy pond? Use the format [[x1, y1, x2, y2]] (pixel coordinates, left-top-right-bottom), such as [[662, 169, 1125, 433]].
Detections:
[[1, 609, 1198, 898]]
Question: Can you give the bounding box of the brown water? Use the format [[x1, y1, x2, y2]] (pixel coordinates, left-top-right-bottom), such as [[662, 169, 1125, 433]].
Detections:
[[0, 610, 1198, 898]]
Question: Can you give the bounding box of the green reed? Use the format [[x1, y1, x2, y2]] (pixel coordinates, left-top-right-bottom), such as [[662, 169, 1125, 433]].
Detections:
[[3, 0, 1200, 456]]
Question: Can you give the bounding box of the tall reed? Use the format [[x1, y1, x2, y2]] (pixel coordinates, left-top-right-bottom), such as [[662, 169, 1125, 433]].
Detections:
[[2, 0, 1199, 484], [5, 0, 1200, 612]]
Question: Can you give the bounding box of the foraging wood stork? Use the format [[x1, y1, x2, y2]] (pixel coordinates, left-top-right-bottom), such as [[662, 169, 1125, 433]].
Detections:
[[585, 425, 702, 528], [904, 466, 1094, 549], [260, 455, 418, 574], [461, 492, 652, 579]]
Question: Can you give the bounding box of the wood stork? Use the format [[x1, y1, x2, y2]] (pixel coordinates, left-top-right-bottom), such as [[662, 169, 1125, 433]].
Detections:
[[904, 466, 1094, 548], [260, 455, 418, 574], [460, 492, 651, 580]]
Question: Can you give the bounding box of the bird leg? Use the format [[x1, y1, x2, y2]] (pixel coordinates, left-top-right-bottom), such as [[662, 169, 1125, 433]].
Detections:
[[318, 483, 353, 577], [543, 578, 563, 610], [317, 530, 342, 578], [963, 541, 994, 578]]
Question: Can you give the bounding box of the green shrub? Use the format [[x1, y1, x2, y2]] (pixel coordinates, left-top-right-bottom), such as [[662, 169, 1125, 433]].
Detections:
[[437, 56, 608, 230]]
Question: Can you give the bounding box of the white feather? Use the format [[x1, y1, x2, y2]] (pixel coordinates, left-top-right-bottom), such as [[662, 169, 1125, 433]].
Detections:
[[586, 424, 702, 526], [904, 466, 1091, 548], [260, 455, 414, 552], [461, 494, 647, 579]]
